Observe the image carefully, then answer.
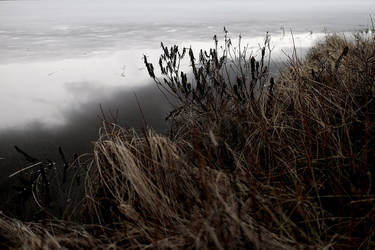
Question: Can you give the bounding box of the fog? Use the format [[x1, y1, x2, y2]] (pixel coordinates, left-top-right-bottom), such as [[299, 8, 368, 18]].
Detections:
[[0, 0, 374, 179]]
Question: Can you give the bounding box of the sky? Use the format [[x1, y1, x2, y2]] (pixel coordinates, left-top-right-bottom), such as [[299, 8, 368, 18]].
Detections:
[[1, 0, 374, 26]]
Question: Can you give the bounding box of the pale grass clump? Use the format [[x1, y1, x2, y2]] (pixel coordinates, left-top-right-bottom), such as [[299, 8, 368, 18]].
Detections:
[[0, 31, 373, 249], [84, 124, 296, 249], [0, 214, 101, 249]]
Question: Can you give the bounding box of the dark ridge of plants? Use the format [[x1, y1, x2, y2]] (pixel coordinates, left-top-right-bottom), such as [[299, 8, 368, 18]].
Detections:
[[0, 28, 374, 249], [1, 145, 85, 221]]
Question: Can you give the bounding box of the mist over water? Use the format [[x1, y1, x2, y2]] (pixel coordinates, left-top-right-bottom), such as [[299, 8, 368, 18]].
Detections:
[[0, 0, 374, 177]]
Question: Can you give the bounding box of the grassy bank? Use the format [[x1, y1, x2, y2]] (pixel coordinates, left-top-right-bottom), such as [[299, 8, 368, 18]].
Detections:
[[0, 30, 374, 249]]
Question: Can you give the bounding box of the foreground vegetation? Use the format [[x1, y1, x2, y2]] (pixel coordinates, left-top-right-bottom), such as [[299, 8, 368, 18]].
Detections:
[[0, 29, 374, 249]]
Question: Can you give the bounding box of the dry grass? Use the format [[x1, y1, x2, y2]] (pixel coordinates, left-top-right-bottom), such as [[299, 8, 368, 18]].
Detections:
[[0, 30, 374, 249]]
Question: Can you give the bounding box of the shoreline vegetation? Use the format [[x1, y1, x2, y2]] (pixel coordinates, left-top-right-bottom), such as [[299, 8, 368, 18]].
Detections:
[[0, 27, 374, 249]]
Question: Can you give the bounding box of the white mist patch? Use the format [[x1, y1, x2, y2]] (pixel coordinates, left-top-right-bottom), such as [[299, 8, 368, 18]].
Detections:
[[167, 31, 327, 76], [0, 48, 162, 130]]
